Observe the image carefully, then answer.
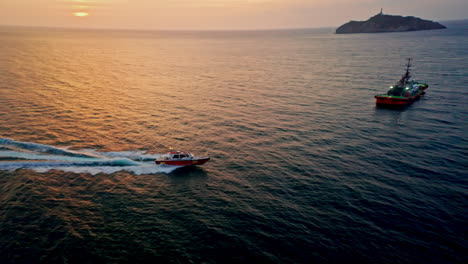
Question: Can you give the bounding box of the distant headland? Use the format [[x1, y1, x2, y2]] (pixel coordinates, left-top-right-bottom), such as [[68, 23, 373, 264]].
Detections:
[[336, 9, 447, 34]]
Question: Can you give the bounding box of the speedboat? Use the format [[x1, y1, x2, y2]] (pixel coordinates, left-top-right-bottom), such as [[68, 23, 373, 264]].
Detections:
[[155, 151, 210, 166], [375, 58, 429, 106]]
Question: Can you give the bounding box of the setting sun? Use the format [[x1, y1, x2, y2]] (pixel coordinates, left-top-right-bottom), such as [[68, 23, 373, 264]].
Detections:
[[73, 12, 89, 17]]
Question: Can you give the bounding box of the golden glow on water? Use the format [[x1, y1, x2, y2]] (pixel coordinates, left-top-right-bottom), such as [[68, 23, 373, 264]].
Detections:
[[74, 12, 90, 17]]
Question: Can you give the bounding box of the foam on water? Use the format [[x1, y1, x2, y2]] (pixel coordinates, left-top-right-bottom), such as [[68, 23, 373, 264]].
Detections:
[[0, 138, 99, 158], [92, 150, 163, 162], [0, 138, 178, 175]]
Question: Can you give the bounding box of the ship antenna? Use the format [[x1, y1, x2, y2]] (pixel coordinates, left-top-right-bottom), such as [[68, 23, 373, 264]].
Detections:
[[400, 58, 412, 86], [406, 58, 412, 72], [406, 58, 412, 80]]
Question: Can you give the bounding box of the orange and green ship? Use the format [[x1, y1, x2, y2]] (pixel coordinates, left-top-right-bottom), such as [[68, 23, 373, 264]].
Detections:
[[375, 58, 428, 106]]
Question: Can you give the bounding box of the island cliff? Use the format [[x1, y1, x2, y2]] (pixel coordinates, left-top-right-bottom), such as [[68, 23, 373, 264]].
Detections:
[[336, 11, 446, 34]]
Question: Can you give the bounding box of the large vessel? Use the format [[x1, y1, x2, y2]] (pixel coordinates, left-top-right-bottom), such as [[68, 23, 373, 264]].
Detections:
[[375, 58, 428, 106], [155, 151, 210, 166]]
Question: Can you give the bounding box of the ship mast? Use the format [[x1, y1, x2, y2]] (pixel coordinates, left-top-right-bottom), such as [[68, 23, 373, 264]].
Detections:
[[401, 58, 412, 86], [405, 58, 412, 76]]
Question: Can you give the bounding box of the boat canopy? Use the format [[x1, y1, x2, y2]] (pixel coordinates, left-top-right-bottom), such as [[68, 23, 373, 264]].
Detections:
[[164, 151, 194, 160]]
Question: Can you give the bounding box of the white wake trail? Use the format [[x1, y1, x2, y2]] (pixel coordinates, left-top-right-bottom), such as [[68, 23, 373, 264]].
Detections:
[[0, 138, 179, 175]]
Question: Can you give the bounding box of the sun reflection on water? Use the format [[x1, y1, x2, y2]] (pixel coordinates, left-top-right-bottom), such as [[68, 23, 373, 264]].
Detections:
[[74, 12, 90, 17]]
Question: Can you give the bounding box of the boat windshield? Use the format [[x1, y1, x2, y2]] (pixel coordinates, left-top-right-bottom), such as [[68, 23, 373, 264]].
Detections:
[[387, 85, 405, 96], [165, 151, 194, 160]]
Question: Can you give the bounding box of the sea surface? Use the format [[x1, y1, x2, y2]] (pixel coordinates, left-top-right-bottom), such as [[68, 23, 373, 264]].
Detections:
[[0, 23, 467, 263]]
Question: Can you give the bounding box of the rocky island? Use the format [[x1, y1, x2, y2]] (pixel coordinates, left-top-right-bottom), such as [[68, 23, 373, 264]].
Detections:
[[336, 10, 446, 34]]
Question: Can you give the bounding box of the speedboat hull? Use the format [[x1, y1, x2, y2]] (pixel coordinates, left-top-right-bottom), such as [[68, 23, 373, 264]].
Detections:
[[155, 157, 210, 166]]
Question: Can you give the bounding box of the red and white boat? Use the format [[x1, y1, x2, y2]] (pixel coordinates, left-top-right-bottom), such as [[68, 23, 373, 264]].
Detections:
[[155, 151, 210, 166]]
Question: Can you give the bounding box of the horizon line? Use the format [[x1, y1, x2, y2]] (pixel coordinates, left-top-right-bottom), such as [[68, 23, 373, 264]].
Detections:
[[1, 18, 466, 32], [0, 23, 336, 32]]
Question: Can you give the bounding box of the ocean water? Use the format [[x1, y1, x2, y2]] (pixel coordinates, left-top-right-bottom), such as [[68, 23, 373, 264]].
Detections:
[[0, 23, 467, 263]]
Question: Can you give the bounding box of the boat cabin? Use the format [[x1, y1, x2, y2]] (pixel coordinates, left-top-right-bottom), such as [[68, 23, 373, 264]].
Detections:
[[387, 81, 422, 97], [163, 151, 194, 160]]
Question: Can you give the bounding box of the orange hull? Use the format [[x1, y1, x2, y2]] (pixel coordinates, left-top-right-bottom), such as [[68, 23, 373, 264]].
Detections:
[[375, 87, 427, 106], [375, 96, 413, 106]]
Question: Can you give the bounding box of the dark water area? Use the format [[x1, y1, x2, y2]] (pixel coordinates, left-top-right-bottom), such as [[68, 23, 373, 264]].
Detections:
[[0, 25, 467, 263]]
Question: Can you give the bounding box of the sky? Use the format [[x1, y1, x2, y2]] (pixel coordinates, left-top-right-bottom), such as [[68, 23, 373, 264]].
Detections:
[[0, 0, 467, 30]]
